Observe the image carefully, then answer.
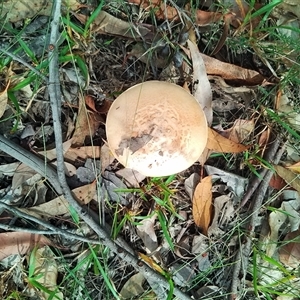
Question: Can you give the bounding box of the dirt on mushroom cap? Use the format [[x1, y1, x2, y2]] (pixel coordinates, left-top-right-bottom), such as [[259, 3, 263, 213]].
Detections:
[[106, 81, 208, 176]]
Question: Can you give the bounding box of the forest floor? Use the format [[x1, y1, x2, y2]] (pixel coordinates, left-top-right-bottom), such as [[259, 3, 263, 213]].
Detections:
[[0, 1, 300, 299]]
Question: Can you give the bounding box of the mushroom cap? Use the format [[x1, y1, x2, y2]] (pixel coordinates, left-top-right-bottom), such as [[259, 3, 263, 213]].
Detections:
[[106, 81, 208, 177]]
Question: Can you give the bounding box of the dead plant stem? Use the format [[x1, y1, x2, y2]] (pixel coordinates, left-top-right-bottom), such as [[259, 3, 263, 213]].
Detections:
[[46, 1, 191, 299]]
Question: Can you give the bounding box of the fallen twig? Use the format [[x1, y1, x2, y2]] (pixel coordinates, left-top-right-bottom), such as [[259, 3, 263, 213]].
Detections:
[[230, 138, 286, 299], [239, 167, 268, 208], [0, 202, 104, 244]]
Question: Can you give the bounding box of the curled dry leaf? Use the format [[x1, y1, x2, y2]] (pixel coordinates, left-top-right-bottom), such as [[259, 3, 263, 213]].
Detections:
[[192, 176, 213, 235], [85, 95, 98, 112], [206, 128, 248, 153], [188, 40, 213, 126], [201, 53, 265, 85], [138, 252, 165, 274], [184, 172, 200, 200], [72, 94, 103, 146], [279, 229, 300, 268]]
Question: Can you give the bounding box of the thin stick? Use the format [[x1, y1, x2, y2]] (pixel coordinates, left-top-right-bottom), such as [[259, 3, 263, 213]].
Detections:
[[47, 1, 191, 299], [0, 202, 104, 245]]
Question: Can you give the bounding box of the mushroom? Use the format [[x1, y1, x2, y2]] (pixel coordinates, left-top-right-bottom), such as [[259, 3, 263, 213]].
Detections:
[[106, 81, 208, 177]]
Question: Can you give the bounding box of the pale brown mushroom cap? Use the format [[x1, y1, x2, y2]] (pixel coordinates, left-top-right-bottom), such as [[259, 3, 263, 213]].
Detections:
[[106, 81, 208, 177]]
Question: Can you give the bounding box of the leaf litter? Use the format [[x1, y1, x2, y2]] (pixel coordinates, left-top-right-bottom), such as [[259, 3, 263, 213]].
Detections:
[[0, 0, 300, 299]]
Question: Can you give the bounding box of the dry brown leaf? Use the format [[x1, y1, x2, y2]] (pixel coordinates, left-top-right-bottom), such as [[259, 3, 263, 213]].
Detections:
[[279, 229, 300, 268], [64, 145, 101, 163], [38, 139, 73, 160], [0, 0, 81, 23], [96, 98, 112, 114], [201, 53, 265, 85], [188, 40, 213, 125], [269, 174, 288, 190], [138, 252, 165, 274], [274, 165, 300, 193], [72, 94, 103, 146], [11, 163, 39, 190], [85, 95, 97, 112], [195, 9, 231, 26], [0, 232, 52, 260], [100, 143, 115, 173], [192, 176, 213, 235], [20, 181, 97, 219], [92, 11, 155, 41], [286, 162, 300, 174], [206, 128, 248, 153], [120, 273, 145, 299], [0, 77, 10, 119], [258, 126, 271, 147], [116, 168, 146, 188], [220, 119, 255, 143], [128, 0, 232, 26]]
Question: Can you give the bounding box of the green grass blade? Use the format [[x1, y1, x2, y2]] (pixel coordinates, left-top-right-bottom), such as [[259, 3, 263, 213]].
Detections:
[[84, 0, 105, 36], [156, 210, 174, 251], [266, 108, 300, 140], [88, 245, 120, 299], [251, 0, 283, 19], [61, 16, 84, 35]]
